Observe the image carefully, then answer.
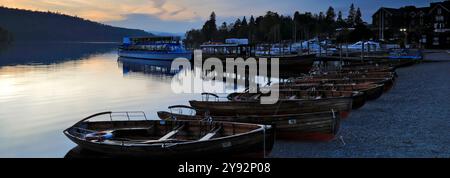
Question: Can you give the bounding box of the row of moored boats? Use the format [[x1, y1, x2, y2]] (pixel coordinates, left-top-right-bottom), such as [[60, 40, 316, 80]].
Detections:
[[64, 59, 414, 158]]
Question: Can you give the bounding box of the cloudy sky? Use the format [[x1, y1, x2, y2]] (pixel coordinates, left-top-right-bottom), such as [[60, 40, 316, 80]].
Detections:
[[0, 0, 442, 33]]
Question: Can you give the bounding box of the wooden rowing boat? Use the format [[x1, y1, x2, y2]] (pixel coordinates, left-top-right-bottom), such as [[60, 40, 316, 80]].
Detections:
[[337, 66, 395, 73], [64, 111, 274, 158], [189, 93, 353, 119], [265, 54, 315, 72], [343, 60, 415, 69], [227, 90, 366, 110], [157, 105, 340, 141], [201, 53, 315, 73], [275, 83, 385, 101], [311, 72, 396, 81], [291, 77, 394, 92]]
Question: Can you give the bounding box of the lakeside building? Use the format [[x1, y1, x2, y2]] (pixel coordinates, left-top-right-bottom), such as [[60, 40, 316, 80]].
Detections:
[[372, 1, 450, 49]]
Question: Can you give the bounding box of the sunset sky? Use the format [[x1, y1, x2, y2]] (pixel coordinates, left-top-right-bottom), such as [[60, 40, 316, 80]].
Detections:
[[0, 0, 442, 33]]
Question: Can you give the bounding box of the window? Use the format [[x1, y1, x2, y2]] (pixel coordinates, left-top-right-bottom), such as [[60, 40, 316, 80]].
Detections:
[[437, 8, 442, 15], [434, 23, 445, 29], [436, 16, 444, 22], [433, 37, 439, 45], [421, 35, 427, 43]]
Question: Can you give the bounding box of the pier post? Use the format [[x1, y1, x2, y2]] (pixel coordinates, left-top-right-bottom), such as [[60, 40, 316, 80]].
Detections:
[[339, 43, 343, 70], [307, 41, 310, 55], [361, 41, 365, 62], [279, 43, 282, 55], [289, 43, 292, 54], [299, 40, 303, 55], [346, 43, 349, 57], [269, 45, 271, 57], [319, 42, 322, 57]]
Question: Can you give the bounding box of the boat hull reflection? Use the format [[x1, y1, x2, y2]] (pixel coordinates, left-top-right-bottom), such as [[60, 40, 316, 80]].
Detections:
[[118, 57, 182, 76]]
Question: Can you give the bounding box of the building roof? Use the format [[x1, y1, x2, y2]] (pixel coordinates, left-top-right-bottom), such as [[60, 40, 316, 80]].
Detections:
[[429, 1, 450, 13], [373, 1, 450, 17]]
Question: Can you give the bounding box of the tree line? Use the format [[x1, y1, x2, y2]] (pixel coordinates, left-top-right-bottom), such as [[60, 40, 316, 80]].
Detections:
[[0, 26, 13, 43], [0, 6, 151, 42], [184, 4, 373, 48]]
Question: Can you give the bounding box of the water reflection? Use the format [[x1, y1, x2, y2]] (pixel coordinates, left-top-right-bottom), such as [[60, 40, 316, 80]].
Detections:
[[118, 57, 280, 91], [0, 43, 200, 157], [0, 42, 280, 157], [0, 42, 117, 66], [118, 57, 178, 77]]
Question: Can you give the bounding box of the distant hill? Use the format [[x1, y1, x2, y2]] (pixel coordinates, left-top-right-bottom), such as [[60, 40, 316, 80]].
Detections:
[[0, 26, 13, 43], [0, 6, 153, 42]]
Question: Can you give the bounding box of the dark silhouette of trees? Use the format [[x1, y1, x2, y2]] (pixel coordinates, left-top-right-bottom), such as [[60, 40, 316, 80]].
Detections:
[[201, 12, 218, 42], [336, 11, 346, 28], [0, 26, 13, 43], [0, 6, 150, 42], [184, 29, 203, 48], [326, 7, 336, 23], [349, 23, 372, 42], [185, 3, 374, 47], [248, 16, 256, 42], [347, 3, 357, 27], [355, 8, 363, 25]]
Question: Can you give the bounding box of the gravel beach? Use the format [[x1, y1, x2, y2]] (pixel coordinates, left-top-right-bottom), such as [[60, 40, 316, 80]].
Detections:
[[270, 51, 450, 158]]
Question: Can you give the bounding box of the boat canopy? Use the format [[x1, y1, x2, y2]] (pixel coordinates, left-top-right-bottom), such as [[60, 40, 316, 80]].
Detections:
[[123, 36, 182, 46]]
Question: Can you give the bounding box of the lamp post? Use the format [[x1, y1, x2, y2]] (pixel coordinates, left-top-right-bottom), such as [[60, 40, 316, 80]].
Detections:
[[400, 28, 408, 48]]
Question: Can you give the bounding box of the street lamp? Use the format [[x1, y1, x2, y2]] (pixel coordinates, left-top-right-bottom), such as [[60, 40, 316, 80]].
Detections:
[[400, 28, 408, 48]]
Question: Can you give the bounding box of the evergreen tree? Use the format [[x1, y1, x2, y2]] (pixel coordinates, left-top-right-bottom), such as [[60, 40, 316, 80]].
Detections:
[[347, 4, 356, 27], [318, 12, 325, 21], [248, 15, 256, 42], [349, 23, 373, 42], [325, 6, 336, 22], [241, 16, 248, 26], [231, 18, 242, 37], [355, 8, 363, 25], [201, 12, 218, 41], [184, 4, 369, 46], [239, 16, 249, 38], [217, 22, 229, 41], [336, 11, 346, 27]]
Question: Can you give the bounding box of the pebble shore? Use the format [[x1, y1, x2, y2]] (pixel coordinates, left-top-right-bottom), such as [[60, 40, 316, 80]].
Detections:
[[270, 51, 450, 158]]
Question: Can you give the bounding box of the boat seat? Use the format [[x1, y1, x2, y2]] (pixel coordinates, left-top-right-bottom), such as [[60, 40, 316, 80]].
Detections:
[[158, 124, 185, 141], [199, 126, 222, 141]]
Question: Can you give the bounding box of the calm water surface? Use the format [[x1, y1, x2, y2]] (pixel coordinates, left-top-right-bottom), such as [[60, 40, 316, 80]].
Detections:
[[0, 42, 218, 157]]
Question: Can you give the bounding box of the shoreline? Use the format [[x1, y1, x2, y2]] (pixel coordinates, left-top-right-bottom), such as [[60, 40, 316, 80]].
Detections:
[[270, 51, 450, 158]]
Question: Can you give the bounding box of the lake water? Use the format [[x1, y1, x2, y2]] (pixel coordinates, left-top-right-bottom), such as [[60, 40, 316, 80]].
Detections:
[[1, 42, 274, 157]]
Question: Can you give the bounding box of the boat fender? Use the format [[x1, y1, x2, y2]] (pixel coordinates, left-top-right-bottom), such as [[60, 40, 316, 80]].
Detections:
[[85, 131, 113, 142]]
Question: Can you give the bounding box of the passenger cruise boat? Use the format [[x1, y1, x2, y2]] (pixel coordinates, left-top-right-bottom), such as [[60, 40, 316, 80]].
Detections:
[[118, 36, 192, 60]]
